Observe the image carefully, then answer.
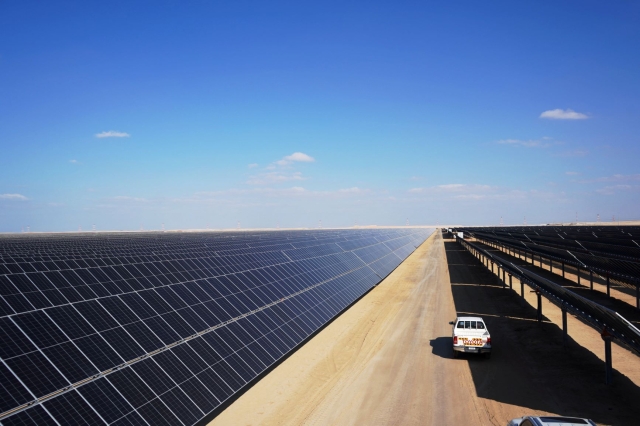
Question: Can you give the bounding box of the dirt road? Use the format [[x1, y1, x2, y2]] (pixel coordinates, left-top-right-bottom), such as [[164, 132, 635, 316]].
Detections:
[[211, 231, 640, 426], [211, 231, 493, 425]]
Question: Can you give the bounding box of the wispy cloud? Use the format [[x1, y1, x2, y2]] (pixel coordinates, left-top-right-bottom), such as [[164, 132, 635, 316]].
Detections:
[[69, 159, 79, 164], [437, 184, 467, 190], [249, 152, 315, 185], [95, 130, 130, 138], [112, 196, 148, 202], [275, 152, 315, 167], [539, 109, 588, 120], [338, 187, 367, 194], [596, 185, 634, 195], [565, 171, 579, 176], [554, 149, 589, 158], [247, 163, 259, 169], [497, 138, 552, 148], [577, 173, 640, 184], [409, 184, 491, 195], [406, 183, 556, 202], [0, 193, 28, 200], [247, 171, 305, 185]]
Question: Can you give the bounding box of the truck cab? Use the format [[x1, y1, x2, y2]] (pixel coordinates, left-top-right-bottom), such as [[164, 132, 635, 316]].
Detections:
[[449, 316, 491, 358]]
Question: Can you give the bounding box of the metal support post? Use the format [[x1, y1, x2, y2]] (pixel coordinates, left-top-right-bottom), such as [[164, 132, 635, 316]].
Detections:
[[590, 270, 593, 291], [550, 259, 553, 273], [536, 290, 542, 322], [606, 274, 610, 297], [636, 285, 639, 310], [508, 274, 512, 289], [562, 262, 565, 278], [491, 261, 494, 274], [577, 267, 581, 285], [521, 280, 524, 297], [602, 329, 613, 385], [562, 307, 568, 346]]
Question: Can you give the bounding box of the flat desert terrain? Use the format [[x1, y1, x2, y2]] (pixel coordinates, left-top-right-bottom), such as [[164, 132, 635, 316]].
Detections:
[[211, 231, 640, 426]]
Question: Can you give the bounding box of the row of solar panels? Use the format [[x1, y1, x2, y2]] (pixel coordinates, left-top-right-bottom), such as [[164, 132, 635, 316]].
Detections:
[[0, 229, 418, 261], [461, 226, 640, 260], [455, 228, 640, 293], [455, 237, 640, 357], [0, 228, 432, 426], [489, 225, 640, 243]]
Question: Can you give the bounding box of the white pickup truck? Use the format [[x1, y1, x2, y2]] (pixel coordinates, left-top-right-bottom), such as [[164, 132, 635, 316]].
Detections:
[[449, 316, 492, 358]]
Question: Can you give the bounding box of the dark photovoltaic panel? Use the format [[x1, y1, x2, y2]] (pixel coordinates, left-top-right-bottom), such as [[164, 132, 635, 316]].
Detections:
[[456, 226, 640, 291], [0, 228, 432, 425]]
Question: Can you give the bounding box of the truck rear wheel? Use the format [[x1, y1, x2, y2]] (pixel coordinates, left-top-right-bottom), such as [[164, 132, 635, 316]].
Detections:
[[484, 352, 491, 359], [452, 350, 459, 358]]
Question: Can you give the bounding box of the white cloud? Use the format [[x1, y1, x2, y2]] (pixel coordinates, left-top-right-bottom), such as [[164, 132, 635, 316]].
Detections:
[[178, 185, 377, 207], [285, 152, 314, 162], [0, 193, 28, 200], [275, 152, 315, 166], [247, 171, 305, 185], [338, 187, 365, 194], [69, 159, 79, 164], [437, 184, 467, 190], [112, 196, 148, 202], [565, 171, 579, 176], [577, 173, 640, 184], [554, 149, 589, 158], [411, 184, 491, 193], [407, 184, 508, 200], [248, 152, 316, 185], [95, 130, 130, 138], [540, 109, 588, 120], [596, 185, 634, 195], [497, 138, 551, 148]]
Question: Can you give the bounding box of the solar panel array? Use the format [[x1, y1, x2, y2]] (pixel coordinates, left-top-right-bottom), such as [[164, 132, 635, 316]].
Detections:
[[457, 226, 640, 291], [0, 228, 432, 426]]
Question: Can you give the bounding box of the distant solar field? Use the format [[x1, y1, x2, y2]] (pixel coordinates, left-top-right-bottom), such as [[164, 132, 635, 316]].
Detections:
[[0, 228, 432, 426]]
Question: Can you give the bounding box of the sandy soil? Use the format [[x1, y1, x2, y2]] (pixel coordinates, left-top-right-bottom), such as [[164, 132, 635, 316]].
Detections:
[[210, 232, 640, 426], [211, 231, 493, 425]]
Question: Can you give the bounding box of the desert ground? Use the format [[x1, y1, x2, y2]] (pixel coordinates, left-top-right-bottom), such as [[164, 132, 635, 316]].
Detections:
[[210, 231, 640, 426]]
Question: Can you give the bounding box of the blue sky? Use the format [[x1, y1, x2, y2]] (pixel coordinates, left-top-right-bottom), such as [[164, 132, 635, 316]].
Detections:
[[1, 1, 639, 231]]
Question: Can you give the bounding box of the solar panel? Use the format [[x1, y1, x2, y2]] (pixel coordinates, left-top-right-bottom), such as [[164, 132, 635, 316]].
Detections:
[[0, 228, 432, 425]]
